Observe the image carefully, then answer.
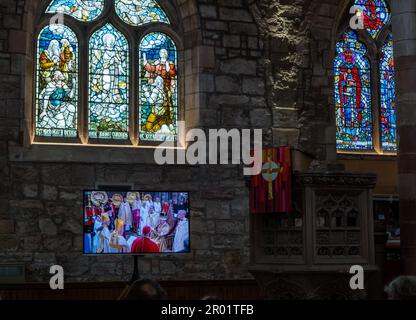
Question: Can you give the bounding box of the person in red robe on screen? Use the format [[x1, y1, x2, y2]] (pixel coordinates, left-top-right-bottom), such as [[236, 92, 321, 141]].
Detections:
[[130, 226, 160, 253]]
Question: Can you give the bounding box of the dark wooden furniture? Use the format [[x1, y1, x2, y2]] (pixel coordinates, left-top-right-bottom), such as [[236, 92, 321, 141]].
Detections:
[[0, 279, 259, 300]]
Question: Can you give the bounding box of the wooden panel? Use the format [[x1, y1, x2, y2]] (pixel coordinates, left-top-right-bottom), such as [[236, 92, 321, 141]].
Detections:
[[0, 280, 260, 300]]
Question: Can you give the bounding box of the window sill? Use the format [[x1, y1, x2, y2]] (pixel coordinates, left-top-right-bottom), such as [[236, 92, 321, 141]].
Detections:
[[337, 151, 398, 161], [8, 142, 183, 164]]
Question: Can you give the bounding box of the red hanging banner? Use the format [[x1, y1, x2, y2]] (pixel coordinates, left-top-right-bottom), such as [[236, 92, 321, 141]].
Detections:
[[250, 147, 292, 214]]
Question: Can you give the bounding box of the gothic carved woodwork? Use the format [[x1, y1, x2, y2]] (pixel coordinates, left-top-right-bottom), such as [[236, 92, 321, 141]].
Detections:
[[250, 172, 377, 299]]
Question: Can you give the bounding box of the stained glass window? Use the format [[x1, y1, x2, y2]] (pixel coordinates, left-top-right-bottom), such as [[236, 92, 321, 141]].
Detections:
[[354, 0, 390, 39], [88, 24, 130, 140], [36, 24, 78, 138], [334, 30, 373, 150], [46, 0, 104, 22], [115, 0, 170, 26], [38, 1, 178, 145], [139, 32, 178, 142], [380, 34, 397, 151]]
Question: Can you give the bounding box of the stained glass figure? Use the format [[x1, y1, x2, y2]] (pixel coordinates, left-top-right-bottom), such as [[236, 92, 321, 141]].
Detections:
[[88, 24, 129, 140], [46, 0, 104, 22], [36, 24, 78, 137], [354, 0, 390, 39], [380, 34, 397, 151], [334, 30, 373, 150], [139, 32, 178, 142], [115, 0, 170, 26]]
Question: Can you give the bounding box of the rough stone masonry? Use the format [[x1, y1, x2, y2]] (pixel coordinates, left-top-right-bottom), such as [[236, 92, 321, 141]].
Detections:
[[0, 0, 340, 281]]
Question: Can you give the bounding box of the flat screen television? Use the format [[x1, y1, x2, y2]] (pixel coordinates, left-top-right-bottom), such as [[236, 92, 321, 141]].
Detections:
[[83, 191, 190, 254]]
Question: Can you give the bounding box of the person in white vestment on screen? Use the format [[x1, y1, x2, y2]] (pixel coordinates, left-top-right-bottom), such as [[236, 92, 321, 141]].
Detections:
[[118, 197, 132, 234], [109, 218, 130, 253], [139, 200, 150, 236], [172, 210, 189, 252], [97, 213, 111, 253]]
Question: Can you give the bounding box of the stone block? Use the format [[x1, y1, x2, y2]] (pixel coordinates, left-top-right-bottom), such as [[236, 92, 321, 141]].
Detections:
[[199, 4, 217, 19], [220, 58, 257, 75], [219, 8, 253, 22], [243, 77, 265, 95], [39, 218, 58, 236], [41, 185, 58, 200], [0, 219, 14, 234], [0, 235, 17, 250], [215, 220, 244, 235], [215, 75, 240, 93]]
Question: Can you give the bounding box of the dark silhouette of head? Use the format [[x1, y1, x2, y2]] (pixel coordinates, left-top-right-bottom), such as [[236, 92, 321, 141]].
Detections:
[[124, 279, 167, 300], [385, 276, 416, 300]]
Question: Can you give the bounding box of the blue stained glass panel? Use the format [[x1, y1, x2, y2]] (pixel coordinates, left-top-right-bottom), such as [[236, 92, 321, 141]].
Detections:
[[115, 0, 170, 26], [354, 0, 390, 39], [36, 24, 78, 138], [46, 0, 104, 22], [380, 34, 397, 151], [88, 24, 130, 140], [334, 30, 373, 150], [139, 32, 178, 142]]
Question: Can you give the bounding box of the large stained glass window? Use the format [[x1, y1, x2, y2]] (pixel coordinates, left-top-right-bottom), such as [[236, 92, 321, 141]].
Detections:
[[46, 0, 104, 22], [115, 0, 170, 26], [334, 31, 373, 150], [139, 32, 178, 142], [36, 24, 78, 137], [354, 0, 390, 39], [335, 2, 396, 154], [380, 34, 397, 151], [37, 0, 179, 145], [88, 24, 130, 140]]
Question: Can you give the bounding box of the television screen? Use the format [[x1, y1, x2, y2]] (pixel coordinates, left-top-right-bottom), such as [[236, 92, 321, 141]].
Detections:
[[83, 191, 190, 254]]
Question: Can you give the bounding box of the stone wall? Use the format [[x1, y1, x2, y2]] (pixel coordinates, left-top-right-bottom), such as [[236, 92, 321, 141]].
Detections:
[[0, 0, 351, 282], [0, 0, 264, 282], [253, 0, 352, 162]]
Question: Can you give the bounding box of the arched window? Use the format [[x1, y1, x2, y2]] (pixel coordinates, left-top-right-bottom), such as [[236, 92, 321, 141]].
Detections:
[[35, 0, 179, 145], [335, 0, 396, 153]]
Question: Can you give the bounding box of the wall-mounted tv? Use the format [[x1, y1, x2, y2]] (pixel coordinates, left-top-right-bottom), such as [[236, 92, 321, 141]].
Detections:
[[83, 191, 190, 254]]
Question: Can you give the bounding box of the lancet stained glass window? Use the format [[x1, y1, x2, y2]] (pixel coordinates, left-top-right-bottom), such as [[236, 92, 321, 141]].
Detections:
[[139, 32, 178, 142], [334, 31, 373, 150], [115, 0, 170, 26], [46, 0, 105, 22], [36, 24, 78, 137], [380, 34, 397, 151], [88, 24, 130, 140], [354, 0, 390, 39]]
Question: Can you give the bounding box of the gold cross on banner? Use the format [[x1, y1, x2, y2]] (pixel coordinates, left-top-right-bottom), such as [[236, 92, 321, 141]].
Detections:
[[261, 157, 283, 200]]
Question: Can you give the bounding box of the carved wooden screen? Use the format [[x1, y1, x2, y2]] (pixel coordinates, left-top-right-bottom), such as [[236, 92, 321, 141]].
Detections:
[[315, 191, 362, 260]]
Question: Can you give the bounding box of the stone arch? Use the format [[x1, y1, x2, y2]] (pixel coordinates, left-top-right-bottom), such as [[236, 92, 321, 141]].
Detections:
[[299, 0, 353, 162], [249, 0, 359, 162]]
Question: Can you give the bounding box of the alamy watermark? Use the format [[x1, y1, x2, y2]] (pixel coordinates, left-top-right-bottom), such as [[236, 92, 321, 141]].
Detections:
[[154, 122, 263, 176], [349, 5, 365, 31], [50, 12, 65, 27]]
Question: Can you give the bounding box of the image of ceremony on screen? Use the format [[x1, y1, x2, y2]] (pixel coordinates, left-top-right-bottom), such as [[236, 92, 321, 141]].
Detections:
[[83, 191, 190, 254]]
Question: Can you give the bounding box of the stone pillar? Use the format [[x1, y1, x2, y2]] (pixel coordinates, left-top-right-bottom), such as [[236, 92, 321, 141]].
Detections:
[[391, 0, 416, 274]]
